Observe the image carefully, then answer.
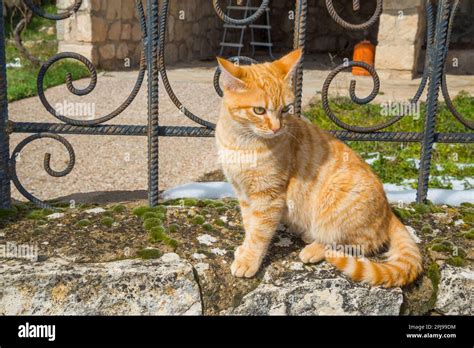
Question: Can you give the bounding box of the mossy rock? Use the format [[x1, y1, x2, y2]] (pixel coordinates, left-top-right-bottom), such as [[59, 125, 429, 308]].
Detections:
[[142, 211, 159, 220], [132, 206, 152, 217], [27, 210, 47, 220], [203, 223, 214, 232], [143, 218, 163, 231], [427, 263, 440, 289], [214, 218, 226, 227], [392, 207, 411, 220], [164, 237, 179, 249], [168, 223, 179, 233], [191, 215, 205, 225], [430, 243, 452, 253], [183, 198, 199, 207], [217, 206, 228, 214], [75, 219, 92, 228], [150, 226, 167, 241], [152, 205, 167, 214], [412, 203, 431, 215], [0, 207, 18, 219], [421, 224, 432, 234], [112, 205, 127, 213], [446, 256, 465, 267], [137, 248, 162, 260], [463, 230, 474, 240], [100, 217, 114, 227]]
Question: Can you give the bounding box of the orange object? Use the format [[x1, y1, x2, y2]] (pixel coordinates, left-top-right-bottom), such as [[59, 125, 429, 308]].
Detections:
[[352, 40, 375, 76]]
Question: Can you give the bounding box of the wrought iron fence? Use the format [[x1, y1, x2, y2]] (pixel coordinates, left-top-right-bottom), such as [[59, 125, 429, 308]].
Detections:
[[0, 0, 472, 210]]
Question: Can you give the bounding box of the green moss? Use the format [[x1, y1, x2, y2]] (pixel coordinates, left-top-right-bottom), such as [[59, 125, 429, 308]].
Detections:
[[462, 209, 474, 224], [217, 206, 228, 214], [463, 230, 474, 240], [75, 219, 91, 228], [214, 218, 226, 227], [191, 215, 205, 225], [392, 207, 411, 220], [201, 208, 210, 215], [112, 204, 126, 213], [150, 226, 167, 241], [152, 205, 167, 214], [143, 218, 163, 231], [431, 243, 452, 253], [137, 248, 162, 260], [0, 207, 18, 219], [460, 202, 473, 208], [37, 219, 48, 226], [446, 256, 465, 267], [132, 206, 152, 217], [427, 263, 441, 290], [168, 223, 179, 233], [100, 217, 114, 227], [164, 237, 179, 249], [142, 211, 158, 220], [183, 198, 199, 207], [203, 223, 214, 232], [412, 204, 431, 215], [27, 209, 47, 220], [421, 224, 432, 234]]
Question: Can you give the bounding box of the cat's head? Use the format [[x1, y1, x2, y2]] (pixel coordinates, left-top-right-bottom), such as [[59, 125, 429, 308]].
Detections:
[[217, 49, 302, 139]]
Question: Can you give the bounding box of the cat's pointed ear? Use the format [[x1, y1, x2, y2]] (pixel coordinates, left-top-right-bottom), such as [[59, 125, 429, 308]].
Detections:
[[274, 48, 303, 82], [217, 57, 246, 92]]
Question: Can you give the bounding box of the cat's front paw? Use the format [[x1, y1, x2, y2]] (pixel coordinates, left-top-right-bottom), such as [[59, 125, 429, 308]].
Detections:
[[231, 246, 261, 278]]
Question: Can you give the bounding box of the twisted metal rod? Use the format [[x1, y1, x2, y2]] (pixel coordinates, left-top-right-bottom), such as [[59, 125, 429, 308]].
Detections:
[[293, 0, 308, 116], [417, 0, 453, 203], [158, 0, 216, 129]]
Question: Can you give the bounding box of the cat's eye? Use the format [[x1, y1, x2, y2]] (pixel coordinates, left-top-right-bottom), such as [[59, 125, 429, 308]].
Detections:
[[253, 107, 266, 115], [282, 104, 294, 114]]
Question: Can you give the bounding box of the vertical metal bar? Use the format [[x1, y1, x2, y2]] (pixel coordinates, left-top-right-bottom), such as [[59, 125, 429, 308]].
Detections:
[[147, 0, 160, 207], [0, 0, 12, 209], [416, 0, 452, 203], [293, 0, 307, 116]]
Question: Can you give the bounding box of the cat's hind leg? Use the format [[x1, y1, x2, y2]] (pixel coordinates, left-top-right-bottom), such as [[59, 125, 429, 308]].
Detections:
[[299, 242, 326, 264]]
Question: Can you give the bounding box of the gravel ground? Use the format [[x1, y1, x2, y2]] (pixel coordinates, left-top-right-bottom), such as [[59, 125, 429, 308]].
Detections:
[[8, 60, 474, 204]]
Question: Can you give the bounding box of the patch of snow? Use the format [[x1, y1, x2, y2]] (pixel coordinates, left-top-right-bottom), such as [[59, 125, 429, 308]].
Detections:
[[219, 216, 228, 223], [211, 248, 226, 256], [405, 226, 421, 244], [192, 253, 207, 260], [274, 237, 293, 248], [162, 182, 235, 200], [197, 234, 217, 246], [163, 182, 474, 206], [85, 207, 106, 214], [47, 213, 64, 220], [454, 220, 464, 226]]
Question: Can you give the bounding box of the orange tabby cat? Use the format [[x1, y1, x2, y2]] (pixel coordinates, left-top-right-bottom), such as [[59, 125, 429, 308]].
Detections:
[[216, 49, 422, 287]]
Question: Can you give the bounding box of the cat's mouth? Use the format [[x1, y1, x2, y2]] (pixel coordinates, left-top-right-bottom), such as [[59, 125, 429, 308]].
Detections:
[[253, 127, 286, 139]]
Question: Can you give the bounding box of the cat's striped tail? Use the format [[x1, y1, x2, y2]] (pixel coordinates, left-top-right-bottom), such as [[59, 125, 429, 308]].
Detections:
[[325, 215, 423, 288]]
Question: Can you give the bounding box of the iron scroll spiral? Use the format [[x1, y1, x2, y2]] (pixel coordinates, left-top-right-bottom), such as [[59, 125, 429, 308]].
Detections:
[[9, 134, 76, 209], [23, 0, 83, 20], [322, 61, 404, 133], [325, 0, 383, 31], [440, 0, 473, 130], [212, 0, 270, 25], [35, 0, 148, 126], [158, 0, 216, 129]]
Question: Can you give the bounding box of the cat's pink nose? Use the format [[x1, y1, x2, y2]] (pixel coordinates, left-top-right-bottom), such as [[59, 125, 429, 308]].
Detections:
[[271, 127, 281, 134]]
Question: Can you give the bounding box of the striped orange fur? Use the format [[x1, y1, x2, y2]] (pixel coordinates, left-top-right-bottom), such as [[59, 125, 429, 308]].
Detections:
[[216, 49, 422, 287]]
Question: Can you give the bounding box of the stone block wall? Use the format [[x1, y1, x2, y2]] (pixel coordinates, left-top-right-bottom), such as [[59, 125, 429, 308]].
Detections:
[[57, 0, 222, 70]]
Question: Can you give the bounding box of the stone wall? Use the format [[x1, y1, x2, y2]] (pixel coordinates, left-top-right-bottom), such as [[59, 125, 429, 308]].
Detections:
[[57, 0, 222, 70]]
